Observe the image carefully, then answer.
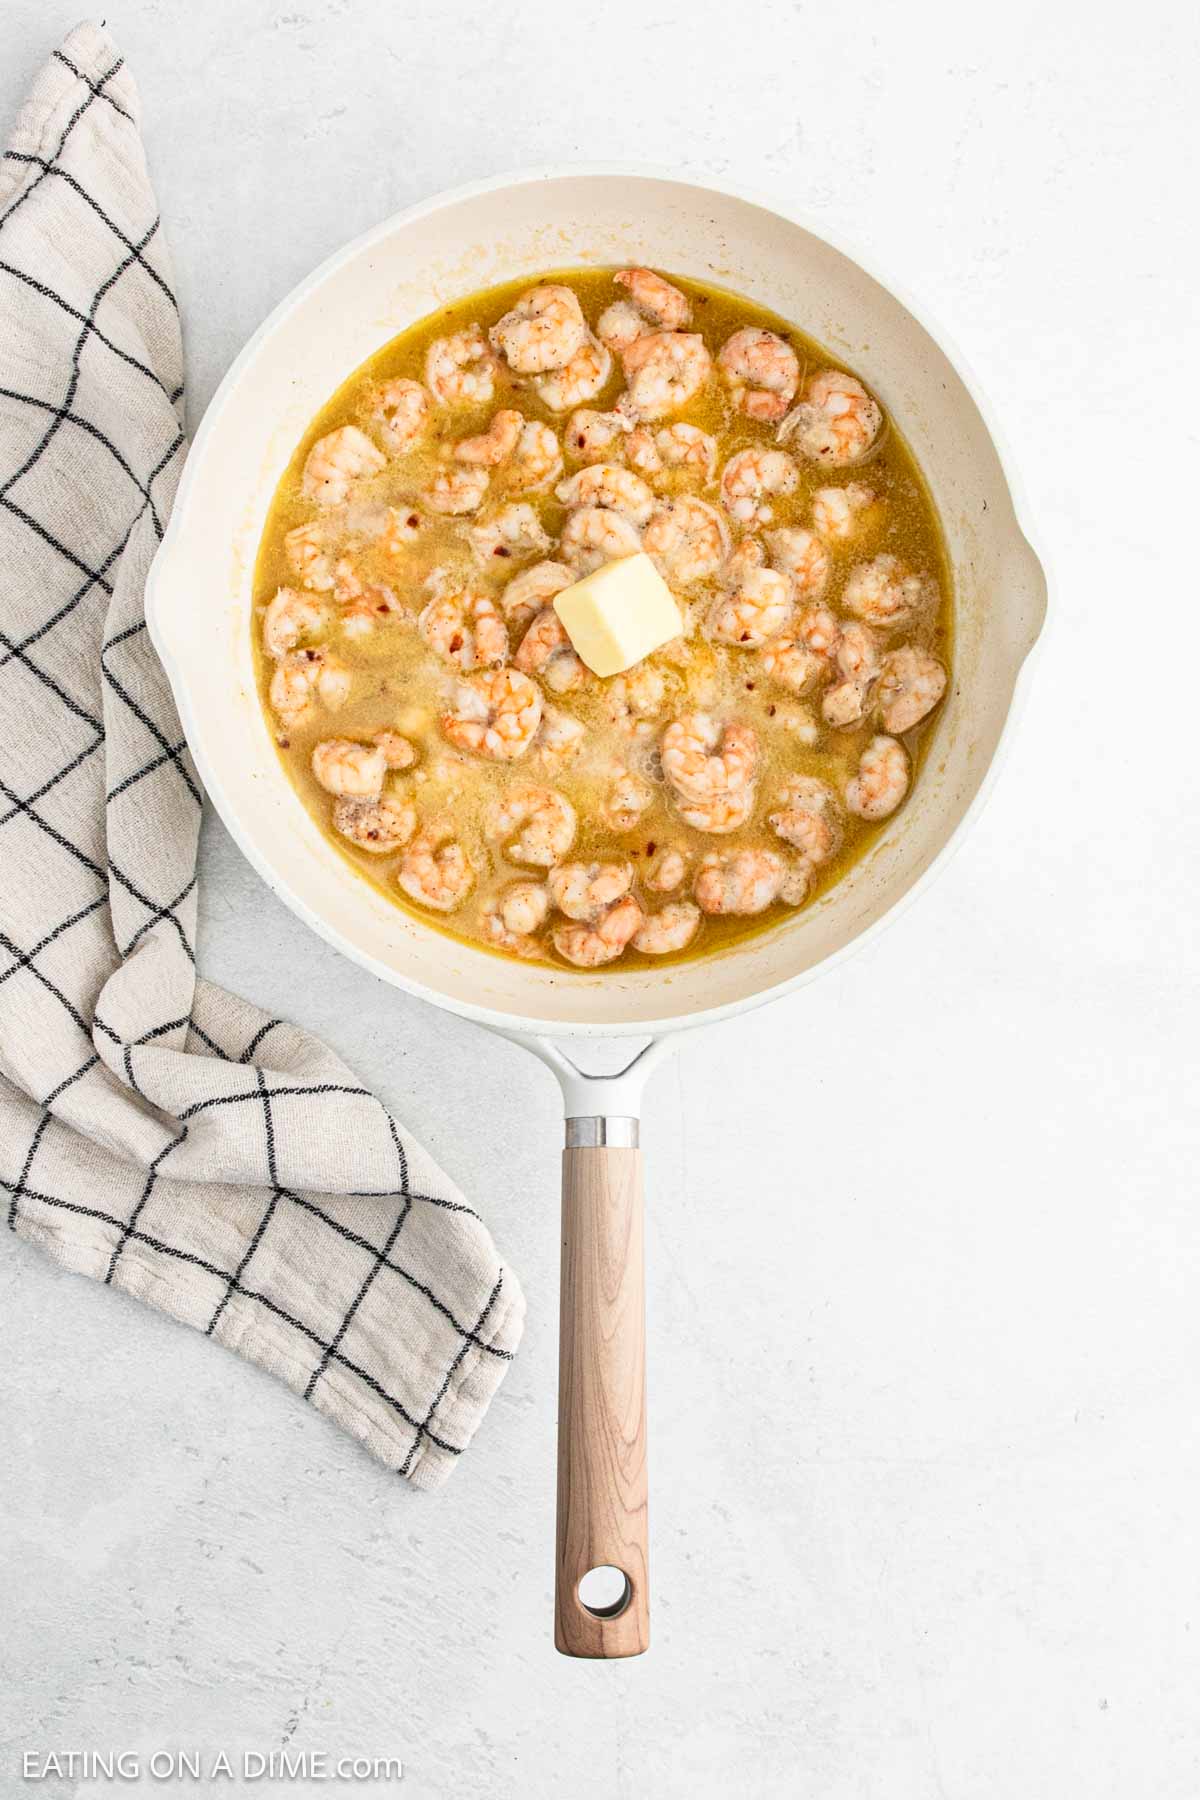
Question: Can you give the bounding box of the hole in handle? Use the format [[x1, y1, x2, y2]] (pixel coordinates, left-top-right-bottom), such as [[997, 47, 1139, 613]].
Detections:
[[577, 1565, 632, 1620]]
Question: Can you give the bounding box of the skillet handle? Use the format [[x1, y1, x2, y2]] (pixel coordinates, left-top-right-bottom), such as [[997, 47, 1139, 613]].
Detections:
[[555, 1120, 649, 1658]]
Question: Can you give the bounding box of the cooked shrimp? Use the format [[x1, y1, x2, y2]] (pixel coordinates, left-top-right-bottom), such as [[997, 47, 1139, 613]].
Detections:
[[822, 623, 881, 728], [661, 713, 758, 801], [490, 285, 586, 374], [424, 465, 490, 515], [269, 647, 350, 733], [514, 609, 586, 693], [877, 644, 947, 733], [794, 603, 841, 658], [375, 506, 424, 558], [553, 896, 643, 968], [717, 328, 799, 423], [633, 901, 700, 955], [765, 527, 830, 599], [645, 844, 688, 892], [720, 447, 799, 526], [441, 666, 543, 761], [614, 267, 691, 329], [534, 704, 587, 764], [627, 422, 717, 481], [779, 370, 882, 466], [262, 587, 327, 660], [596, 301, 648, 354], [426, 328, 499, 407], [606, 663, 668, 733], [548, 861, 634, 922], [555, 463, 656, 525], [534, 334, 612, 412], [760, 636, 825, 694], [694, 848, 785, 914], [362, 378, 429, 455], [768, 775, 839, 861], [487, 785, 577, 866], [506, 420, 562, 492], [469, 502, 552, 566], [311, 737, 387, 798], [397, 824, 475, 911], [284, 521, 337, 591], [675, 785, 756, 834], [779, 859, 814, 906], [812, 482, 877, 543], [845, 734, 910, 820], [500, 560, 573, 629], [332, 791, 416, 853], [559, 506, 642, 573], [373, 730, 417, 770], [498, 881, 549, 934], [642, 497, 729, 583], [565, 408, 630, 463], [300, 426, 386, 508], [601, 768, 654, 832], [419, 584, 509, 671], [453, 408, 523, 466], [618, 331, 712, 419], [842, 554, 931, 626], [708, 565, 792, 648]]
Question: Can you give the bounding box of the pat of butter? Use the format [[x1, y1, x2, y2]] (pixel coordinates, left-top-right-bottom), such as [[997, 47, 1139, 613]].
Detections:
[[552, 552, 683, 678]]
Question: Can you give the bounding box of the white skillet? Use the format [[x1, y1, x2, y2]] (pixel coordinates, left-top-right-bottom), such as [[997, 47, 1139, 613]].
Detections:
[[146, 168, 1048, 1658]]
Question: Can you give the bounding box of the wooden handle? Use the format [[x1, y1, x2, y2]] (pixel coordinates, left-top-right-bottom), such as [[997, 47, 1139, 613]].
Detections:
[[555, 1145, 649, 1658]]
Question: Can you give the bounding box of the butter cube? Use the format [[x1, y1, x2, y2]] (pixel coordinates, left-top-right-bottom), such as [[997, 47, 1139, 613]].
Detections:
[[552, 552, 683, 678]]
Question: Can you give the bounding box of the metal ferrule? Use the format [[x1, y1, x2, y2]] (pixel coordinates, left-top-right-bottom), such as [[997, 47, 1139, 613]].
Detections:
[[565, 1117, 640, 1148]]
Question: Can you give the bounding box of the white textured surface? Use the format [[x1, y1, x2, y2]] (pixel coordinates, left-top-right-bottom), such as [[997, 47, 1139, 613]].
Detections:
[[2, 2, 1197, 1795]]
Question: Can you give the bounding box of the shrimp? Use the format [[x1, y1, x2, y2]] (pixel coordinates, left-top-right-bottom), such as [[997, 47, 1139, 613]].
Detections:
[[627, 422, 717, 481], [877, 644, 947, 733], [694, 848, 785, 915], [419, 585, 509, 671], [645, 844, 688, 892], [441, 666, 543, 761], [614, 267, 691, 329], [483, 882, 550, 957], [453, 408, 523, 466], [361, 377, 430, 455], [794, 603, 841, 658], [707, 565, 792, 648], [822, 623, 881, 729], [555, 463, 656, 526], [720, 447, 799, 526], [284, 521, 337, 591], [424, 465, 490, 515], [332, 791, 417, 854], [262, 587, 327, 660], [760, 637, 825, 695], [397, 824, 475, 912], [606, 663, 668, 733], [768, 775, 839, 861], [675, 785, 756, 834], [487, 785, 577, 866], [717, 328, 800, 423], [779, 370, 882, 466], [845, 734, 910, 820], [373, 730, 417, 770], [469, 502, 552, 566], [779, 859, 814, 906], [812, 482, 877, 543], [514, 609, 587, 693], [642, 497, 729, 583], [425, 328, 499, 407], [311, 737, 387, 798], [618, 331, 711, 420], [506, 420, 562, 492], [661, 713, 758, 801], [375, 506, 424, 558], [548, 861, 634, 922], [765, 527, 830, 599], [559, 506, 642, 573], [300, 426, 386, 508], [633, 901, 700, 955], [490, 285, 587, 374], [533, 704, 587, 765], [596, 301, 649, 354], [500, 560, 573, 629], [565, 408, 630, 463], [269, 647, 350, 733], [842, 554, 932, 627], [553, 897, 644, 968], [601, 768, 654, 832], [534, 333, 612, 412]]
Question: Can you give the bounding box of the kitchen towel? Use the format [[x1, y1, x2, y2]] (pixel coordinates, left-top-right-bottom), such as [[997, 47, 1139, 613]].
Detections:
[[0, 22, 523, 1489]]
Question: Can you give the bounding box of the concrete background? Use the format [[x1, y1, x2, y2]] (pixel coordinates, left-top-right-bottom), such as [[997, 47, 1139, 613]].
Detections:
[[2, 1, 1198, 1795]]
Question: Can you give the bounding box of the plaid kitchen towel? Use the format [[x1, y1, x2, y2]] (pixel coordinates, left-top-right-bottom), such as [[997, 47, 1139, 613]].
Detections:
[[0, 22, 523, 1488]]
